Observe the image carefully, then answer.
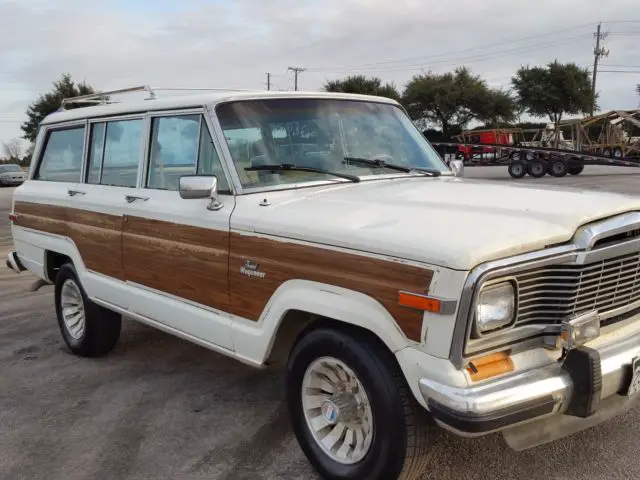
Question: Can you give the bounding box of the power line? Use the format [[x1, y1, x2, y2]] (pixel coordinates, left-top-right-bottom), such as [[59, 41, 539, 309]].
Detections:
[[599, 70, 640, 73], [307, 34, 592, 74], [305, 23, 595, 72]]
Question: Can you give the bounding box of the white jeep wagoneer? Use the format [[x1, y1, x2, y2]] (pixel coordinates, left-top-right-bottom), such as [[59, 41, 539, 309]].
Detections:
[[7, 86, 640, 480]]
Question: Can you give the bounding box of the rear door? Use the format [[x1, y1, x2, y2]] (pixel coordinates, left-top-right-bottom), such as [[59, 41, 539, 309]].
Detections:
[[66, 115, 146, 309], [122, 110, 235, 350]]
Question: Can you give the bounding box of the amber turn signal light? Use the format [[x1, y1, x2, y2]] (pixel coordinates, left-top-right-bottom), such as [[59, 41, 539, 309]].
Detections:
[[466, 351, 514, 382], [398, 291, 442, 313]]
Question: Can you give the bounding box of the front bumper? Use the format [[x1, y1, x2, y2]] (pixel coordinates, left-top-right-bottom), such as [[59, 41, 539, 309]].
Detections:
[[419, 321, 640, 448]]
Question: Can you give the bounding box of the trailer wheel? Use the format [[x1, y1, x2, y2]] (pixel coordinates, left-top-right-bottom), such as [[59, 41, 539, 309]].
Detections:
[[508, 161, 526, 179], [602, 147, 612, 157], [569, 165, 584, 175], [613, 147, 624, 159], [548, 158, 569, 177], [527, 160, 547, 178]]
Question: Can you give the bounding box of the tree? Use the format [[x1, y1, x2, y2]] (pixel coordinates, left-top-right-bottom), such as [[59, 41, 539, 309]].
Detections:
[[402, 67, 517, 136], [511, 61, 594, 140], [323, 75, 400, 100], [21, 73, 96, 143], [2, 138, 23, 161]]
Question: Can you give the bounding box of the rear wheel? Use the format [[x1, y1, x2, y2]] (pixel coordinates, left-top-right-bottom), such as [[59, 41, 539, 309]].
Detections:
[[54, 263, 122, 357], [569, 164, 584, 175], [527, 159, 547, 178], [287, 326, 432, 480], [548, 157, 568, 177], [508, 161, 526, 178]]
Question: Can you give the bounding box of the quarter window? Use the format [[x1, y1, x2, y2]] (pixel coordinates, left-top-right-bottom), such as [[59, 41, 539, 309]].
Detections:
[[146, 114, 229, 193], [87, 119, 143, 187], [35, 126, 85, 182]]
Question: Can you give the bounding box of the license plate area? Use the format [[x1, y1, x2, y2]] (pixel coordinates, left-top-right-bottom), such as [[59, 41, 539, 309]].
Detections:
[[626, 357, 640, 397]]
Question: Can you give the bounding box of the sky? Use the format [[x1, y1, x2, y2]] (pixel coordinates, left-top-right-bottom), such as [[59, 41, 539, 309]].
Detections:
[[0, 0, 639, 152]]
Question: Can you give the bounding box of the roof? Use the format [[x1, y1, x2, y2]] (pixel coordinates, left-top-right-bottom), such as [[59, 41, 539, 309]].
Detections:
[[40, 90, 400, 125]]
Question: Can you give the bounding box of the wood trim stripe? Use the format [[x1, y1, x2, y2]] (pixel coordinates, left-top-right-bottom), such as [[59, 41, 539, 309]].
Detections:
[[12, 201, 433, 342], [229, 233, 433, 342], [13, 201, 124, 280], [122, 215, 230, 310]]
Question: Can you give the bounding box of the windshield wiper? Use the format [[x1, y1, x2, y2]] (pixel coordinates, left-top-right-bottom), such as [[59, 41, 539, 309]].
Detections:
[[344, 156, 441, 177], [245, 163, 360, 183]]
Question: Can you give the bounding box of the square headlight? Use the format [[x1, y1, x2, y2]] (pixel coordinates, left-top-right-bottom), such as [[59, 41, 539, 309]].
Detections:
[[475, 281, 516, 334]]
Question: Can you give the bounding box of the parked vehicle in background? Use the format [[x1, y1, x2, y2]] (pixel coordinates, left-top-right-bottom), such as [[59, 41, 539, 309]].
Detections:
[[0, 164, 27, 187], [6, 86, 640, 480]]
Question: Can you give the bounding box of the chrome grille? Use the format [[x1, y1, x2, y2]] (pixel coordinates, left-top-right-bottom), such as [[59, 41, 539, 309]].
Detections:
[[515, 251, 640, 326]]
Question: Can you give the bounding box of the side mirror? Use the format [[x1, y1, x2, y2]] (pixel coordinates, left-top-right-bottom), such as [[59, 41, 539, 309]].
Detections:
[[449, 159, 464, 177], [179, 175, 223, 211]]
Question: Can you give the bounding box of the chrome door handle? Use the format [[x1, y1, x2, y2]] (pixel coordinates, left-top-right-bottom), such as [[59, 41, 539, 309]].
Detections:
[[125, 194, 149, 203], [67, 189, 86, 196]]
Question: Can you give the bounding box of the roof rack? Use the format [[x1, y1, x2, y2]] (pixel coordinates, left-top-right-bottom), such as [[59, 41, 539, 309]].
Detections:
[[59, 85, 264, 110], [60, 85, 156, 109]]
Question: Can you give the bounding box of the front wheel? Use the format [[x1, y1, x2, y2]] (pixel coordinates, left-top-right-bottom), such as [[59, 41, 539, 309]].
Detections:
[[287, 326, 432, 480], [54, 263, 122, 357], [508, 161, 526, 178]]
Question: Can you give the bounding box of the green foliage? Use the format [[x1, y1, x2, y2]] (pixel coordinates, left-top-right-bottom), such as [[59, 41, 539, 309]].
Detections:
[[21, 73, 96, 143], [511, 61, 594, 126], [402, 67, 517, 135], [323, 75, 400, 101]]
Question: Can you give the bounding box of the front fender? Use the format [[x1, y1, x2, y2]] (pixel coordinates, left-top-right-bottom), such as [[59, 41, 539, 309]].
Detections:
[[230, 279, 416, 364]]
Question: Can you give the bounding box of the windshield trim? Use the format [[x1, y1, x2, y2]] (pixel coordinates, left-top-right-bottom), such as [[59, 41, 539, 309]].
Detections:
[[211, 97, 451, 196]]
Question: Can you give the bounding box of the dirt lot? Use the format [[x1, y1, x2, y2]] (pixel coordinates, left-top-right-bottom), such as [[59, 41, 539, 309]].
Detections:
[[1, 166, 640, 480]]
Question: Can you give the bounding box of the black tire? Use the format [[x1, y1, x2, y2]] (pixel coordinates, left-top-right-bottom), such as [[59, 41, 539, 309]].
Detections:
[[547, 157, 568, 177], [287, 326, 432, 480], [508, 161, 526, 179], [569, 164, 584, 175], [527, 160, 547, 178], [54, 263, 121, 357]]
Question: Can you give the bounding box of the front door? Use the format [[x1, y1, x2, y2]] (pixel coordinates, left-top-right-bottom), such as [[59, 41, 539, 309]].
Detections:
[[122, 112, 234, 350]]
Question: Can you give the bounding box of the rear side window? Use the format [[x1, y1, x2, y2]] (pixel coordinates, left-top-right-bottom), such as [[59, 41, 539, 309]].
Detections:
[[87, 119, 143, 187], [35, 126, 85, 182]]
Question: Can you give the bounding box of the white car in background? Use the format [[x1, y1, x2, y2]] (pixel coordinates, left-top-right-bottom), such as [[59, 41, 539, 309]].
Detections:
[[0, 164, 27, 187]]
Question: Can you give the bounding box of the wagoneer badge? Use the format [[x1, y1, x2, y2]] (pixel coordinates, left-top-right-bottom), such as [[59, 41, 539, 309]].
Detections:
[[240, 260, 266, 279]]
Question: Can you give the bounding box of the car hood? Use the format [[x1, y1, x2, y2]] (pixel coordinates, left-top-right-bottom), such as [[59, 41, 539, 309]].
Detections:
[[0, 171, 24, 177], [247, 176, 640, 270]]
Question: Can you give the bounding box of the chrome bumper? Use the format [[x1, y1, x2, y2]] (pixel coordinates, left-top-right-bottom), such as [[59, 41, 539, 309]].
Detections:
[[419, 324, 640, 445], [5, 251, 26, 273]]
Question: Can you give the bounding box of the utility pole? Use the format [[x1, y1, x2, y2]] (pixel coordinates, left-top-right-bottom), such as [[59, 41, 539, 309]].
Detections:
[[288, 66, 306, 91], [265, 73, 271, 91], [591, 22, 609, 116]]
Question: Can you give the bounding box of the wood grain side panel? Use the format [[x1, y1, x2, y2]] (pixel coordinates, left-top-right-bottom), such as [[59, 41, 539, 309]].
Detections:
[[229, 233, 433, 342], [13, 202, 68, 236], [123, 216, 230, 310], [13, 201, 123, 279], [67, 213, 124, 280]]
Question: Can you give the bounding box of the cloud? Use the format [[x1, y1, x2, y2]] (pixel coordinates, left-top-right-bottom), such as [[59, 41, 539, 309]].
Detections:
[[0, 0, 638, 143]]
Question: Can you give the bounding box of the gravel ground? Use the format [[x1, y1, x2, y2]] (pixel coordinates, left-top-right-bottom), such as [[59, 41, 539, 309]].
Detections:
[[1, 165, 640, 480]]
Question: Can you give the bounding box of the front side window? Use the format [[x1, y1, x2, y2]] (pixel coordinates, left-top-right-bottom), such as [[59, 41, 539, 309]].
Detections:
[[146, 114, 230, 193], [216, 99, 448, 189], [35, 126, 85, 182]]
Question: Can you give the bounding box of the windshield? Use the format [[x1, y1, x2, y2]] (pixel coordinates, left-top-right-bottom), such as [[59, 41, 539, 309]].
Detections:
[[0, 164, 22, 173], [216, 98, 448, 189]]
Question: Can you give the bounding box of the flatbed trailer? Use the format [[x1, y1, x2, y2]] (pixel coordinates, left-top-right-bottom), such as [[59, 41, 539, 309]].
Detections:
[[431, 140, 640, 178]]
